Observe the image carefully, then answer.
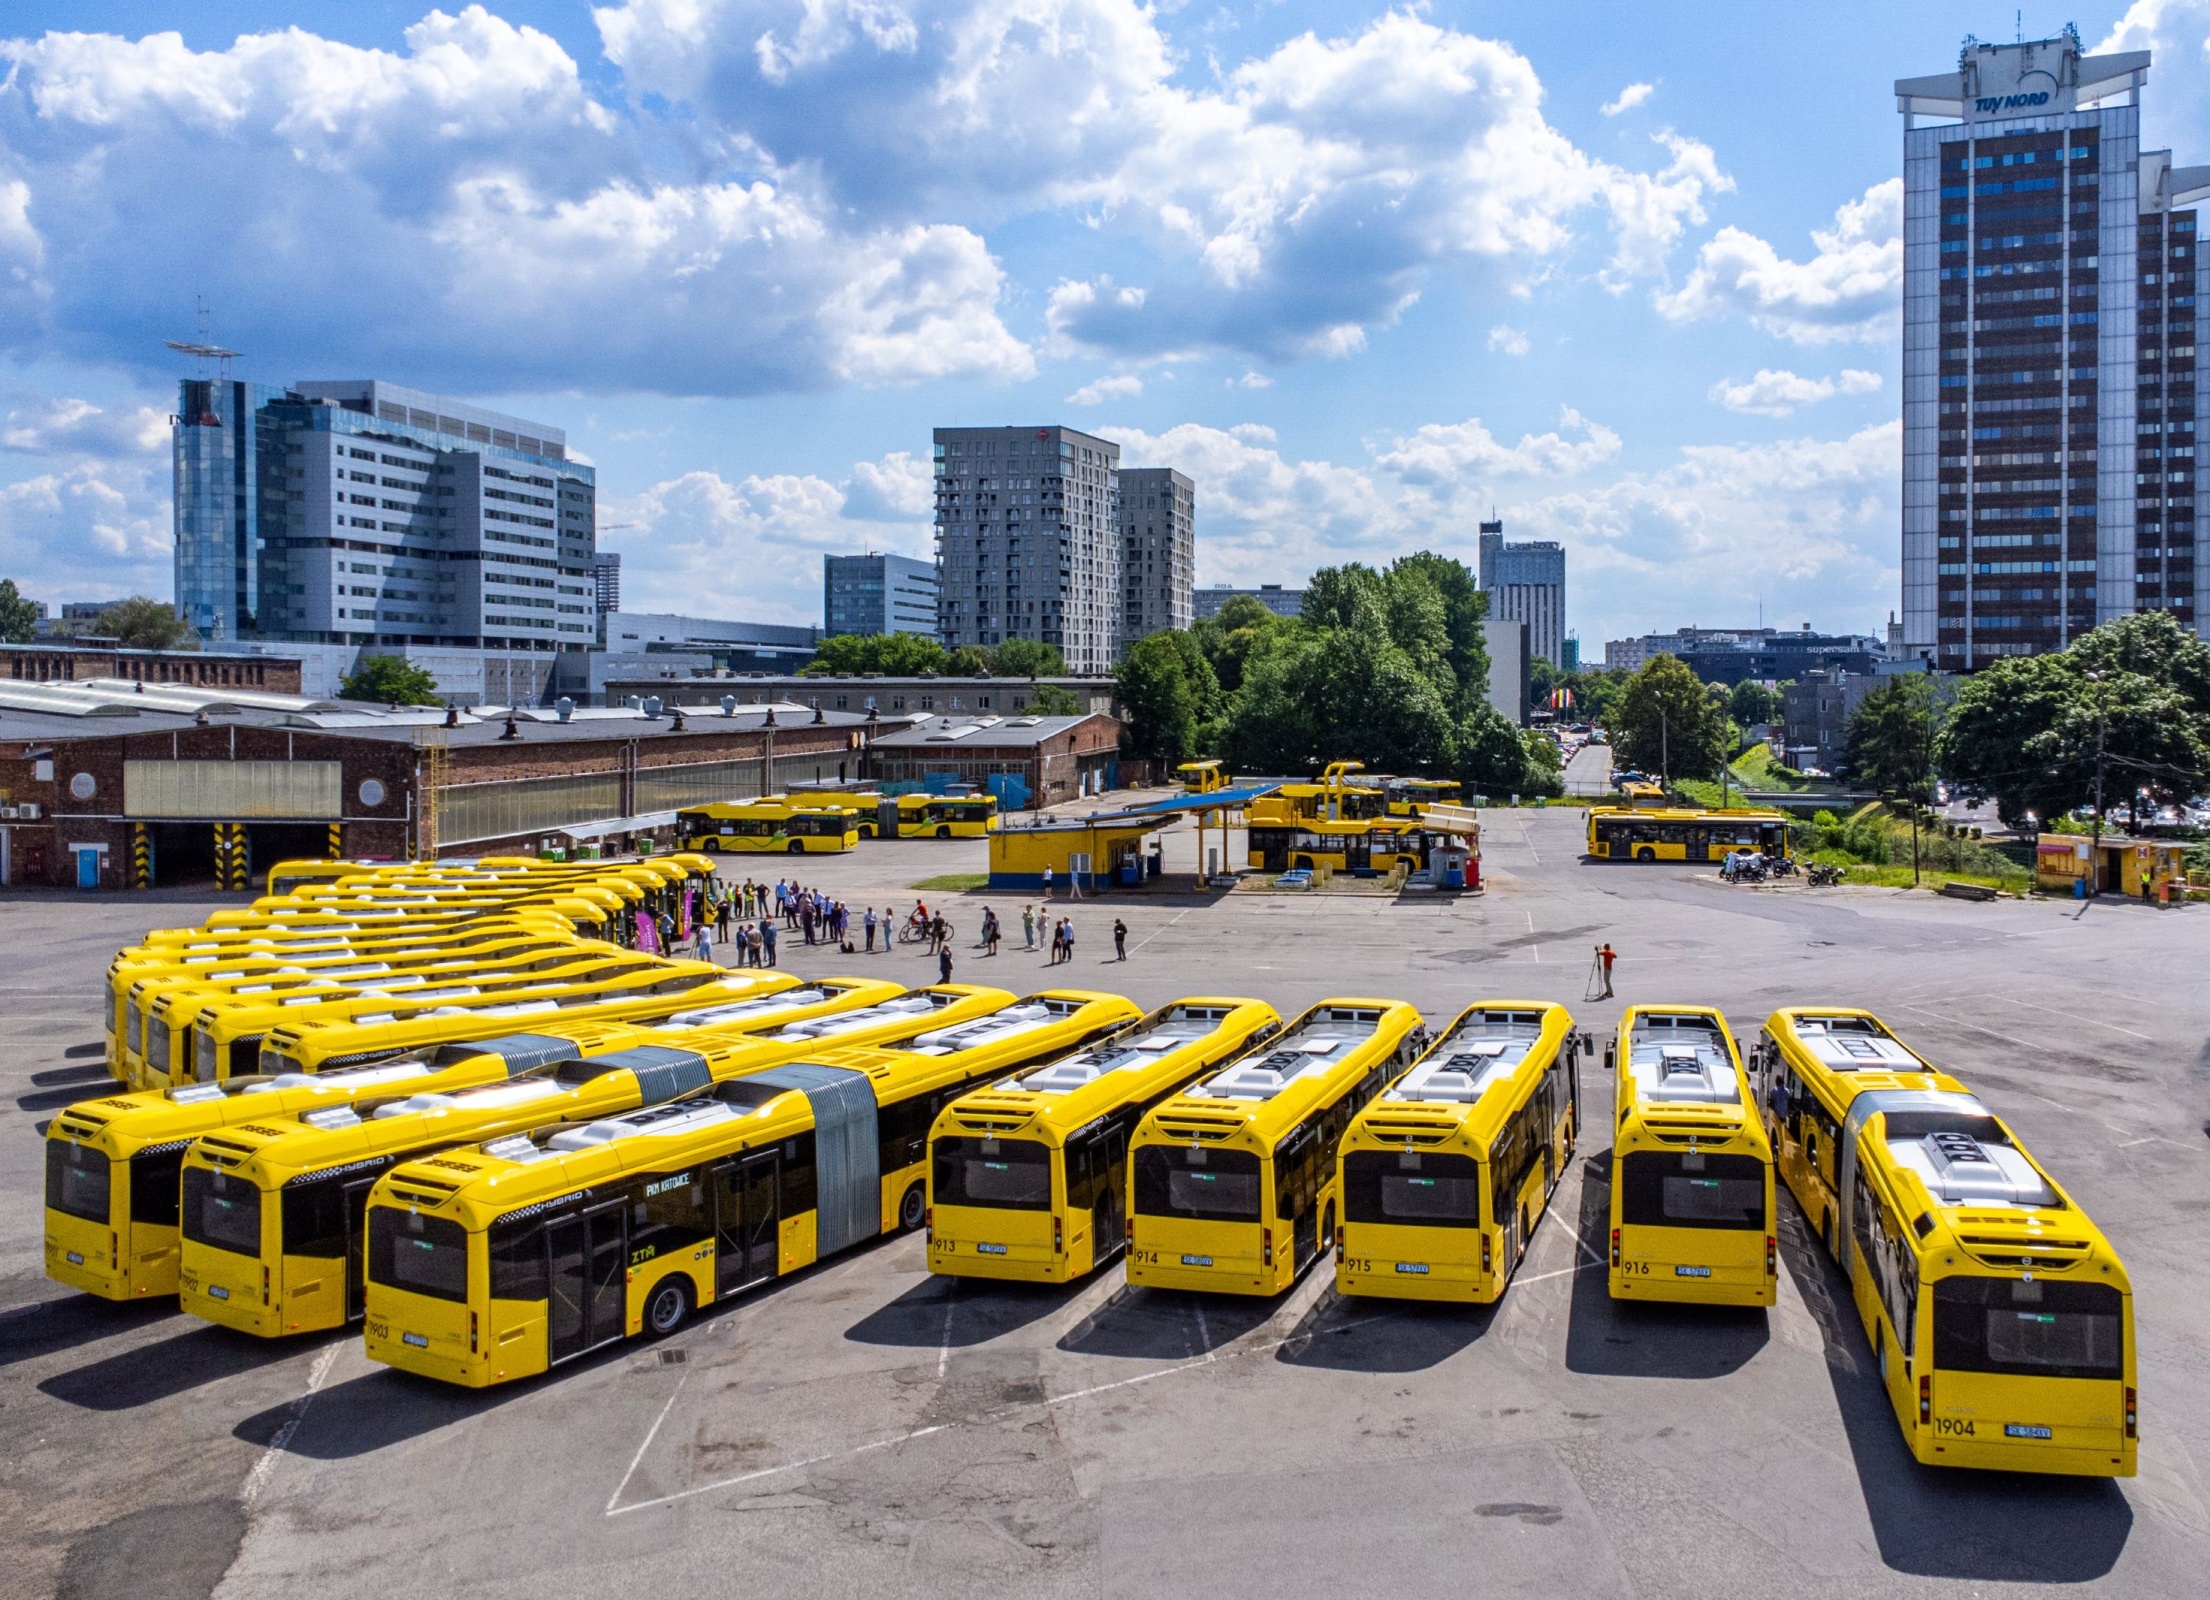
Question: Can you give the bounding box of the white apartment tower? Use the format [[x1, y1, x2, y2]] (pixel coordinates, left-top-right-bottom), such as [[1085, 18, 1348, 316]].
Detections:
[[1118, 466, 1195, 647]]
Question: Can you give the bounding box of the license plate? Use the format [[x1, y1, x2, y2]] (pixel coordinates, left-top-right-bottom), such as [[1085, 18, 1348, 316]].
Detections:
[[976, 1243, 1008, 1256], [1395, 1262, 1430, 1275], [1180, 1254, 1214, 1267], [65, 1251, 83, 1266], [1675, 1265, 1713, 1278], [208, 1284, 230, 1301], [403, 1332, 429, 1349], [2004, 1423, 2053, 1440]]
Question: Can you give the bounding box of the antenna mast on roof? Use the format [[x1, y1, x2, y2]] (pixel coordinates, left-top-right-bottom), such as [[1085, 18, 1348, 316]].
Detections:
[[165, 296, 241, 381]]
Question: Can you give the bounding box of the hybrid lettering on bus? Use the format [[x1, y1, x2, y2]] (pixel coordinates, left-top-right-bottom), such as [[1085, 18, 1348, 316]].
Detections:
[[1335, 1002, 1579, 1303], [926, 998, 1279, 1283], [1586, 807, 1789, 864], [1755, 1009, 2135, 1476], [1127, 1000, 1425, 1296], [361, 990, 1139, 1386], [1606, 1006, 1774, 1307]]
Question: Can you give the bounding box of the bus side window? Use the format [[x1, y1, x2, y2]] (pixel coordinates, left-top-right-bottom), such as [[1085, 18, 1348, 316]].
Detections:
[[780, 1134, 819, 1219], [1063, 1138, 1095, 1214]]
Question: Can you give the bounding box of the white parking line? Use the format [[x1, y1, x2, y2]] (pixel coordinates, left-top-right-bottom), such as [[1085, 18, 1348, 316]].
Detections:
[[240, 1341, 340, 1509]]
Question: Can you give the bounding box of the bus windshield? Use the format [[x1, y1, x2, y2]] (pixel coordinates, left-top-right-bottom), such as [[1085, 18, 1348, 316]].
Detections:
[[1341, 1150, 1481, 1227], [180, 1168, 262, 1256], [933, 1136, 1052, 1209], [1932, 1277, 2124, 1380], [1617, 1151, 1765, 1229], [1133, 1145, 1262, 1222]]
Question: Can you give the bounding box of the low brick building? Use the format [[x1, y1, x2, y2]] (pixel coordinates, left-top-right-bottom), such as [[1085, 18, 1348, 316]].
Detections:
[[4, 641, 303, 692], [864, 713, 1123, 809]]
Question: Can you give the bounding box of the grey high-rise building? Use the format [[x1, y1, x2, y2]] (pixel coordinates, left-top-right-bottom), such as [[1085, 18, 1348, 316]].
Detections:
[[591, 551, 621, 617], [933, 424, 1120, 673], [1118, 466, 1194, 647], [1898, 29, 2208, 663], [173, 378, 595, 653], [1477, 518, 1567, 667], [824, 552, 939, 638]]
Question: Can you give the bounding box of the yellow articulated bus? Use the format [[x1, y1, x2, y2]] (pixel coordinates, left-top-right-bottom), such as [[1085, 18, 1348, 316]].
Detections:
[[44, 1031, 602, 1303], [1755, 1008, 2135, 1476], [677, 800, 861, 855], [262, 859, 398, 896], [1334, 1002, 1580, 1304], [361, 989, 1139, 1386], [1606, 1006, 1774, 1307], [926, 998, 1281, 1284], [1383, 778, 1462, 818], [181, 952, 724, 1088], [782, 785, 889, 837], [1245, 817, 1427, 876], [1586, 806, 1790, 864], [1127, 999, 1427, 1297], [892, 792, 998, 838], [179, 1035, 793, 1337]]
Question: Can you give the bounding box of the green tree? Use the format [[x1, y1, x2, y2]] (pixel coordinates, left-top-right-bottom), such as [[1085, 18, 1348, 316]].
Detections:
[[1519, 728, 1564, 796], [0, 578, 40, 643], [1844, 674, 1939, 799], [1029, 684, 1082, 715], [803, 632, 947, 676], [96, 596, 195, 651], [1454, 705, 1530, 797], [1388, 551, 1489, 710], [339, 653, 441, 705], [1193, 593, 1286, 694], [1612, 654, 1730, 782], [989, 637, 1068, 677], [1728, 678, 1782, 727], [1116, 630, 1220, 765], [1300, 563, 1387, 632], [943, 644, 991, 675], [1220, 631, 1323, 772]]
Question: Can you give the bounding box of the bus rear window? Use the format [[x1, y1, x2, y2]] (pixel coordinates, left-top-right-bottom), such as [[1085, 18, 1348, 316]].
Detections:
[[1342, 1150, 1481, 1228], [181, 1167, 262, 1256], [46, 1142, 110, 1224], [1932, 1277, 2124, 1381], [1133, 1146, 1262, 1223], [1619, 1152, 1766, 1230], [368, 1209, 471, 1303], [934, 1137, 1053, 1210]]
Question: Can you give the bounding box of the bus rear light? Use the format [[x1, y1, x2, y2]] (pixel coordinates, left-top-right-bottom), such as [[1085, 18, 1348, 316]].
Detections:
[[2126, 1387, 2137, 1440], [1482, 1232, 1492, 1275], [1918, 1375, 1931, 1425], [1766, 1236, 1777, 1277], [110, 1231, 118, 1271], [1262, 1227, 1273, 1268], [262, 1266, 271, 1306], [1053, 1216, 1063, 1256], [923, 1207, 932, 1235], [1336, 1224, 1344, 1253], [1125, 1217, 1134, 1244], [1610, 1229, 1621, 1269], [470, 1311, 479, 1354]]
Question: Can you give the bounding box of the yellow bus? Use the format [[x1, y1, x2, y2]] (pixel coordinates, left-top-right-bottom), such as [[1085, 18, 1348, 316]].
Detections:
[[262, 859, 395, 896], [891, 792, 999, 839], [677, 799, 861, 855], [1383, 778, 1461, 818], [1177, 760, 1228, 795], [1127, 999, 1426, 1297], [1753, 1008, 2134, 1476], [1585, 806, 1790, 864], [171, 947, 708, 1088], [44, 1029, 610, 1303], [1617, 780, 1669, 808], [1245, 816, 1427, 876], [1606, 1005, 1774, 1307], [361, 989, 1140, 1386], [1334, 1002, 1580, 1303], [926, 997, 1280, 1284], [783, 784, 889, 837]]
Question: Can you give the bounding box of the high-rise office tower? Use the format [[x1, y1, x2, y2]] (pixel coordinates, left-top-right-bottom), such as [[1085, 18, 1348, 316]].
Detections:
[[591, 551, 622, 617], [933, 424, 1120, 673], [1898, 29, 2207, 662], [173, 378, 596, 652], [824, 551, 939, 638], [1477, 518, 1567, 667], [1118, 467, 1195, 647]]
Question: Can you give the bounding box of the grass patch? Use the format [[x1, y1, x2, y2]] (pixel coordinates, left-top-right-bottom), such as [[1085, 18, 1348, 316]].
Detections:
[[1729, 743, 1812, 792], [908, 873, 988, 892], [1802, 850, 2031, 896]]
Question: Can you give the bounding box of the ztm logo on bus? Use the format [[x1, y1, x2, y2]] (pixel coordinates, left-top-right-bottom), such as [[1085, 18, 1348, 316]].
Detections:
[[1976, 92, 2051, 112]]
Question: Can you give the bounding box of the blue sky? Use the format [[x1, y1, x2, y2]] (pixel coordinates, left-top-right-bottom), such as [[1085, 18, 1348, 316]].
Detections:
[[3, 1, 2206, 647]]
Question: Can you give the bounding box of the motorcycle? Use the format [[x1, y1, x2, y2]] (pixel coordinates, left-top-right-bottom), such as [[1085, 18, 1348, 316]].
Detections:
[[1807, 862, 1844, 887]]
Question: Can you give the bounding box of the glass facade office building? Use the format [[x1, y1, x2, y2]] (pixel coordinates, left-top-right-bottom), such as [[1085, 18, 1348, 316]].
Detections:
[[824, 552, 938, 639], [1898, 30, 2208, 663], [172, 379, 595, 652]]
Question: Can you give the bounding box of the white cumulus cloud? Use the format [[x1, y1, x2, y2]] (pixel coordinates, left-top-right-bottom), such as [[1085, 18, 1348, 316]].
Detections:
[[1601, 82, 1655, 116], [1488, 325, 1531, 356], [3, 396, 169, 456], [1066, 373, 1144, 405], [1656, 178, 1902, 344], [1708, 367, 1883, 416]]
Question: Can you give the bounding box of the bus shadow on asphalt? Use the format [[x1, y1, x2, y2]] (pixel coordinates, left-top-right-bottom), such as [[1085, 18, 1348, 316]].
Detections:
[[1056, 1285, 1277, 1361], [1, 1293, 177, 1372], [38, 1322, 332, 1411], [229, 1364, 516, 1461], [1273, 1286, 1496, 1374], [1563, 1164, 1770, 1379], [30, 1060, 114, 1086], [16, 1079, 128, 1114], [843, 1273, 1092, 1349], [1775, 1202, 2134, 1583]]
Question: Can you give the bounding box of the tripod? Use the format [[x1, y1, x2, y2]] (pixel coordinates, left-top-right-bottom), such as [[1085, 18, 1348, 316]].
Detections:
[[1583, 948, 1608, 1002]]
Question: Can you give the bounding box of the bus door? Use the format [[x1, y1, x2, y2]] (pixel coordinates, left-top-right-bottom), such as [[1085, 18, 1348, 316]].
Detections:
[[548, 1202, 627, 1362], [1344, 832, 1371, 872], [342, 1175, 380, 1320], [713, 1153, 781, 1295], [1276, 1124, 1320, 1269], [1684, 826, 1709, 862]]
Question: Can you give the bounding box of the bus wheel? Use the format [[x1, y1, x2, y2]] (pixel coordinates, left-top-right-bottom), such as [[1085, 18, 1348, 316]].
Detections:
[[1634, 846, 1656, 862], [1320, 1203, 1336, 1255], [898, 1181, 927, 1233], [644, 1276, 691, 1338], [787, 839, 806, 853], [1294, 855, 1313, 870], [702, 839, 720, 853], [1826, 1210, 1840, 1261], [936, 825, 951, 839]]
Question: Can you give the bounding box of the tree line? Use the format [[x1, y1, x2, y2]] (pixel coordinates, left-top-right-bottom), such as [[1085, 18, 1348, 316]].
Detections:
[[1116, 553, 1562, 797]]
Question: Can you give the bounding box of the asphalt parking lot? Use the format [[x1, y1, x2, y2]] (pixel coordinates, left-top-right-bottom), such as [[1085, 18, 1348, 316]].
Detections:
[[6, 804, 2208, 1600]]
